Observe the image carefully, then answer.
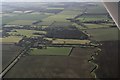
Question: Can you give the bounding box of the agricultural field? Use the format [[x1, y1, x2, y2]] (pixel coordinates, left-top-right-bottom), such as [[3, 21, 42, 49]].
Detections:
[[74, 13, 113, 29], [7, 20, 36, 25], [29, 47, 72, 56], [2, 13, 52, 25], [1, 36, 22, 43], [86, 28, 119, 41], [2, 2, 119, 79], [59, 10, 81, 15], [4, 47, 97, 78], [85, 24, 110, 29], [2, 44, 23, 70], [36, 21, 53, 26], [43, 14, 73, 22], [72, 23, 87, 30], [8, 29, 47, 37], [95, 40, 119, 78], [45, 38, 90, 45], [43, 10, 82, 22], [77, 15, 110, 22], [86, 3, 108, 14], [46, 22, 73, 29]]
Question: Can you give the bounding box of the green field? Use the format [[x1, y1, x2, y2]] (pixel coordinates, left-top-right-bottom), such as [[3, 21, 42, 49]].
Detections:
[[7, 20, 36, 25], [36, 21, 52, 26], [1, 36, 22, 43], [86, 28, 119, 41], [77, 17, 109, 22], [76, 13, 111, 22], [59, 10, 81, 15], [29, 47, 72, 56], [75, 14, 113, 29], [2, 13, 51, 24], [9, 29, 47, 37], [43, 14, 73, 22], [85, 24, 110, 29], [86, 4, 108, 14], [43, 10, 81, 22]]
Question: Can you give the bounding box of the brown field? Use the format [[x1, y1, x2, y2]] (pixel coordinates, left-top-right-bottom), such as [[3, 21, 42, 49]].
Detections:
[[2, 43, 24, 70], [4, 47, 97, 78], [95, 40, 119, 78]]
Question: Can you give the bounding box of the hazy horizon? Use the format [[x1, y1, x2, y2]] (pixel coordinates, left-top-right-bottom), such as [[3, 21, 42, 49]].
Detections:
[[1, 0, 102, 2]]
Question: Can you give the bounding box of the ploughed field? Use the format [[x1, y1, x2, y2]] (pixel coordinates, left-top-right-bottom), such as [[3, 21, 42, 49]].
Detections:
[[2, 43, 24, 70], [95, 40, 119, 78], [4, 47, 97, 78]]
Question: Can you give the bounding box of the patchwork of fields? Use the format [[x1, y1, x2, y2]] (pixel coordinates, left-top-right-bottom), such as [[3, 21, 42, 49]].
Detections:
[[4, 47, 96, 78], [2, 2, 119, 78]]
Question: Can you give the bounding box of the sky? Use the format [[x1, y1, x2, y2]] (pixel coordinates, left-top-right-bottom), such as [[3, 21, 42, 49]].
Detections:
[[1, 0, 119, 2], [1, 0, 101, 2]]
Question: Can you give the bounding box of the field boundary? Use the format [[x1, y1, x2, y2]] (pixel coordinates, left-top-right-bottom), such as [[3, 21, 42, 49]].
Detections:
[[68, 47, 74, 56]]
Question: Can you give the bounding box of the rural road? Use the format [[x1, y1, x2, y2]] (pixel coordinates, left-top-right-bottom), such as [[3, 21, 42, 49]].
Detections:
[[0, 46, 30, 78]]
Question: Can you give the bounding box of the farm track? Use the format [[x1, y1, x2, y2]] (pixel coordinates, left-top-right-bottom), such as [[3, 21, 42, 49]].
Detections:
[[0, 46, 30, 78]]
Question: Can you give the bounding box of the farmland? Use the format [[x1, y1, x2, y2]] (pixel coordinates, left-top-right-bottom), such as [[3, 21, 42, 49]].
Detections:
[[29, 47, 72, 56], [77, 15, 110, 22], [2, 44, 23, 70], [85, 24, 110, 29], [95, 40, 119, 78], [7, 20, 36, 25], [2, 2, 119, 79], [8, 29, 47, 37], [86, 28, 119, 41], [43, 14, 73, 22], [45, 38, 90, 45], [43, 10, 81, 22], [2, 13, 52, 25], [1, 36, 22, 43], [4, 47, 96, 78], [86, 3, 108, 14]]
